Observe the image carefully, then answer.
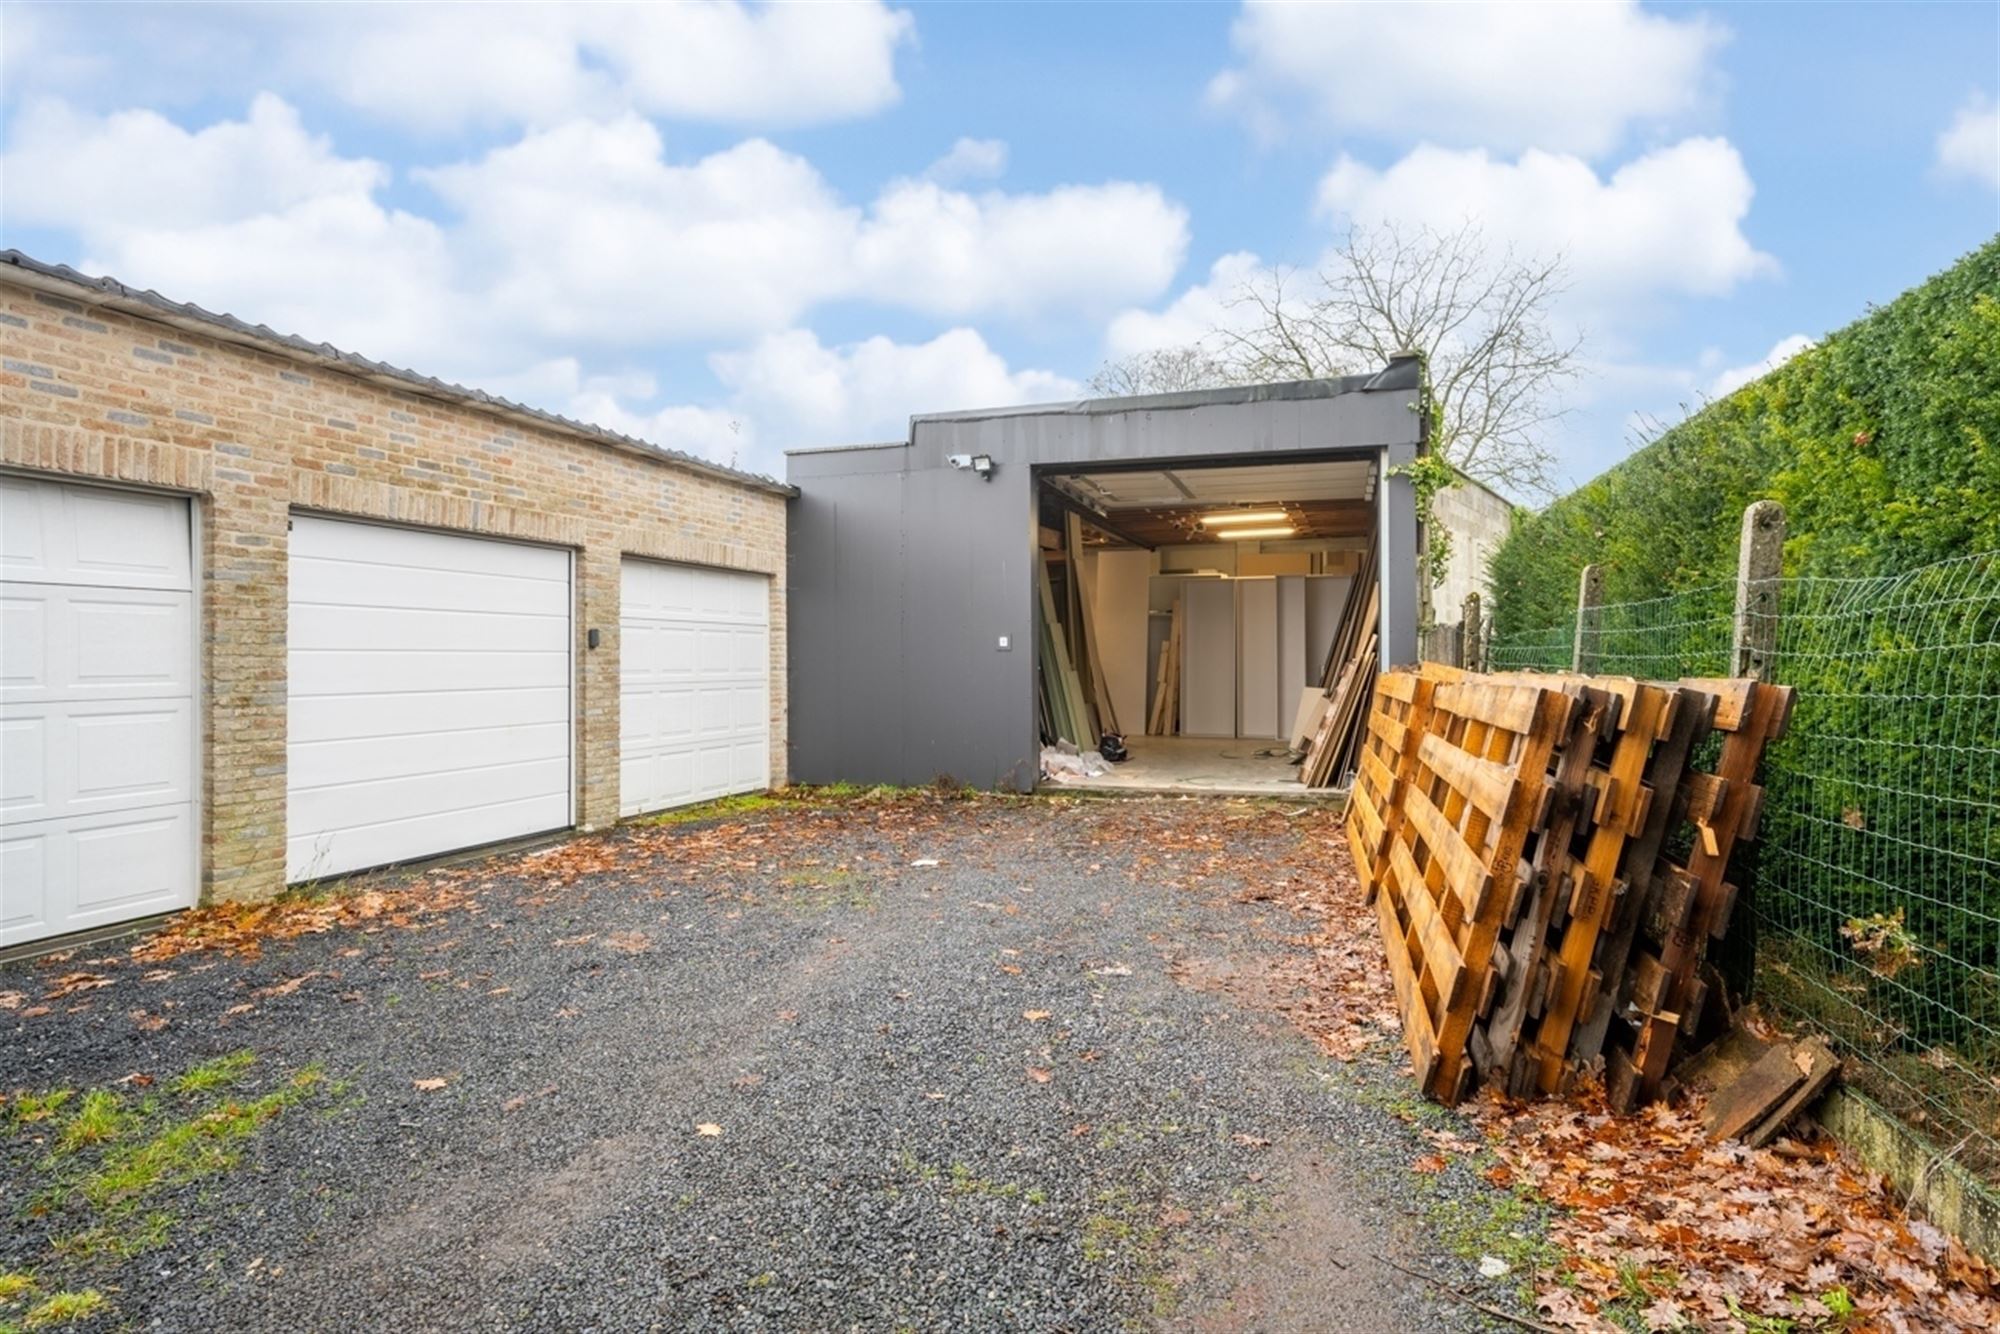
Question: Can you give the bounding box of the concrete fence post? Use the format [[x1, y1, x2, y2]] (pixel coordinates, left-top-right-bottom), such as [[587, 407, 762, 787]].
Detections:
[[1571, 564, 1604, 674], [1732, 500, 1785, 680], [1462, 593, 1483, 672]]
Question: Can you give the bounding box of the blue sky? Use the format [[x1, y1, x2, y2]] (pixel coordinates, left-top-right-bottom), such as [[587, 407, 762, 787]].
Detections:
[[2, 1, 1995, 491]]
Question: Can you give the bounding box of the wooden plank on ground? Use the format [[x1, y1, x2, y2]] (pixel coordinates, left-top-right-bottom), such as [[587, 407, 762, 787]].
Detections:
[[1744, 1039, 1840, 1147], [1704, 1042, 1808, 1142]]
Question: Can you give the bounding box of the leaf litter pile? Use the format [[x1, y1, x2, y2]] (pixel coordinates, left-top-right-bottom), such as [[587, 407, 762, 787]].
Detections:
[[7, 789, 1998, 1330], [1083, 799, 2000, 1332]]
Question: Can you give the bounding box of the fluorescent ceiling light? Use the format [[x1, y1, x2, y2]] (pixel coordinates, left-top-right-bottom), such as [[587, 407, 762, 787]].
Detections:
[[1219, 525, 1295, 540], [1199, 509, 1289, 527]]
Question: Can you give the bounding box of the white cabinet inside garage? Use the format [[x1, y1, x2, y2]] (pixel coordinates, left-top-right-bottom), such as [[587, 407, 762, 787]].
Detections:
[[1, 477, 197, 947], [620, 559, 769, 816], [286, 516, 572, 882]]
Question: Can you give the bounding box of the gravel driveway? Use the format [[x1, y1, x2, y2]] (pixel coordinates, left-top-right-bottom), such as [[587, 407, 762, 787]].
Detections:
[[2, 792, 1540, 1332]]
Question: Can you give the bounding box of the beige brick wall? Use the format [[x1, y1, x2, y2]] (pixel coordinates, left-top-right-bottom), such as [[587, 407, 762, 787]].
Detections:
[[0, 277, 789, 905]]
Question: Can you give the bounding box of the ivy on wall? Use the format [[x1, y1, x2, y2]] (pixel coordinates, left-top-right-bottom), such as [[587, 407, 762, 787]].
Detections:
[[1490, 237, 2000, 634]]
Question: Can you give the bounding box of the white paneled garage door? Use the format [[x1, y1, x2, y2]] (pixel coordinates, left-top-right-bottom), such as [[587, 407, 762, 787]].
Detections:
[[1, 477, 197, 948], [620, 559, 769, 816], [287, 516, 571, 882]]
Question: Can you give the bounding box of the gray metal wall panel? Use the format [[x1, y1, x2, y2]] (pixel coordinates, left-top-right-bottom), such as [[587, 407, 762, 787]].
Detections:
[[787, 379, 1422, 790]]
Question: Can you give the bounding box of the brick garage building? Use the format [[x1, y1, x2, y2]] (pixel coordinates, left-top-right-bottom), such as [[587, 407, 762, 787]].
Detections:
[[0, 252, 791, 949]]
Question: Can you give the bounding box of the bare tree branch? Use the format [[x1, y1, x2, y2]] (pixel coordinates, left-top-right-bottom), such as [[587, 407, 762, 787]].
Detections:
[[1086, 344, 1237, 397], [1211, 220, 1580, 499]]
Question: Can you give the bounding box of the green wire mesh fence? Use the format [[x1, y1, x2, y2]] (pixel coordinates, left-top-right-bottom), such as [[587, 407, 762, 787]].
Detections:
[[1489, 552, 2000, 1179], [1487, 612, 1575, 671]]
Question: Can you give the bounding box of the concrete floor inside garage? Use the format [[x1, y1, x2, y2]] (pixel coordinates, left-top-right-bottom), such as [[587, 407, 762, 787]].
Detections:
[[1050, 735, 1339, 799]]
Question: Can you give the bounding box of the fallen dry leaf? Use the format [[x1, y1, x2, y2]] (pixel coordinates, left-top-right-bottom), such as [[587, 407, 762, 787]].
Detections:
[[1412, 1153, 1448, 1174], [1022, 1009, 1051, 1022], [503, 1083, 558, 1112], [412, 1077, 449, 1091], [46, 971, 113, 999], [0, 991, 24, 1010], [1026, 1067, 1053, 1084], [695, 1122, 723, 1136], [1233, 1134, 1273, 1149], [603, 931, 651, 955]]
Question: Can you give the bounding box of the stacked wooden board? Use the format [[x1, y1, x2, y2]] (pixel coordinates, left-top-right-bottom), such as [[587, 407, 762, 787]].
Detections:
[[1146, 597, 1183, 735], [1296, 539, 1380, 787], [1036, 555, 1098, 749], [1347, 666, 1793, 1108]]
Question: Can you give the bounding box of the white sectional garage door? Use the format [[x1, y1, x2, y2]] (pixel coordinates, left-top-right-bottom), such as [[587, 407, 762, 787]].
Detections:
[[287, 516, 571, 882], [620, 559, 769, 816], [1, 477, 197, 948]]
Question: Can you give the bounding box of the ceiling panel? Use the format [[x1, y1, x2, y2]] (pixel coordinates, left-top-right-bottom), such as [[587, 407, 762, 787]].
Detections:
[[1063, 458, 1376, 510]]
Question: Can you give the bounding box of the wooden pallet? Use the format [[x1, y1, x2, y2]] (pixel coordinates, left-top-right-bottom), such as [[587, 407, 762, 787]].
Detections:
[[1347, 670, 1430, 901], [1361, 666, 1791, 1110], [1371, 677, 1580, 1104], [1474, 678, 1617, 1094], [1604, 677, 1793, 1108]]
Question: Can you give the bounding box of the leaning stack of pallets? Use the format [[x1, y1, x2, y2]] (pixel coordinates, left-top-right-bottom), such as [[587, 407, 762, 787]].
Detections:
[[1346, 666, 1793, 1108]]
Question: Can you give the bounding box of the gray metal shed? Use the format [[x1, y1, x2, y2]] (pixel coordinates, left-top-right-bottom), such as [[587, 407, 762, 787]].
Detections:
[[784, 359, 1426, 791]]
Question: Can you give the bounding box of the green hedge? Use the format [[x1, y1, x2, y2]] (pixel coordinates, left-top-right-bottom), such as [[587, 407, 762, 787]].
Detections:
[[1490, 237, 2000, 635]]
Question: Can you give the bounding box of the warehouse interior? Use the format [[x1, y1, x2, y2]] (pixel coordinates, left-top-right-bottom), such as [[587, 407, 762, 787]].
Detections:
[[1034, 453, 1384, 796]]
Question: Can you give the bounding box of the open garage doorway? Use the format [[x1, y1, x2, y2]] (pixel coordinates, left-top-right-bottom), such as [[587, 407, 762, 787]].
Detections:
[[1033, 454, 1383, 798]]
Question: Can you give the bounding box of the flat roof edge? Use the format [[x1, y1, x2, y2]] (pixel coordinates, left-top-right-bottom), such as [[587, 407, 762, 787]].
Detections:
[[907, 361, 1422, 429], [782, 440, 909, 457], [0, 251, 797, 499]]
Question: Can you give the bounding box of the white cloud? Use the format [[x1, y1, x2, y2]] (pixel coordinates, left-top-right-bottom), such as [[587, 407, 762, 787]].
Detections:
[[1210, 0, 1726, 156], [1707, 334, 1813, 398], [4, 99, 1188, 363], [420, 117, 1185, 335], [478, 357, 758, 470], [854, 178, 1189, 318], [713, 327, 1078, 445], [0, 95, 465, 370], [1935, 94, 2000, 189], [418, 118, 860, 343], [1315, 139, 1777, 309], [1104, 251, 1266, 359], [4, 1, 916, 132], [0, 94, 383, 232], [925, 137, 1009, 184], [1105, 138, 1773, 372]]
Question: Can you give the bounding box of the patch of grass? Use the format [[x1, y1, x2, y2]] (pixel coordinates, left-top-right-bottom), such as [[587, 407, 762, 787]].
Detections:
[[169, 1050, 256, 1096], [6, 1091, 73, 1128], [51, 1212, 172, 1263], [640, 793, 783, 826], [54, 1092, 134, 1156], [946, 1162, 1020, 1199], [81, 1067, 322, 1212], [5, 1051, 337, 1334], [20, 1290, 104, 1328], [1418, 1175, 1563, 1306], [1081, 1213, 1135, 1263], [776, 867, 877, 912]]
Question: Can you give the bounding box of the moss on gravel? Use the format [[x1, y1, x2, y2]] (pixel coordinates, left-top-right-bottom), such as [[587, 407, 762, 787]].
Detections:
[[4, 1051, 336, 1329]]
